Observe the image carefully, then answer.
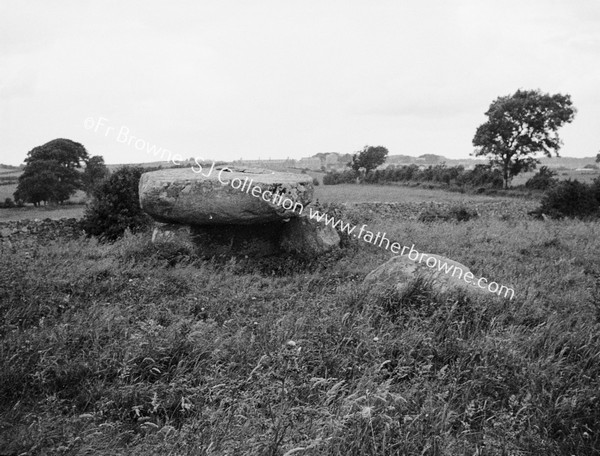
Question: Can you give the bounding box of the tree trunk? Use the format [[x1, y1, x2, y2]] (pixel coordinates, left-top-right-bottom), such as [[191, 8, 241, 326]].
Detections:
[[503, 160, 510, 189]]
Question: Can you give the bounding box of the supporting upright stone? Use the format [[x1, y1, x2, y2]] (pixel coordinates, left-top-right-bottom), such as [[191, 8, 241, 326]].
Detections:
[[280, 216, 340, 257]]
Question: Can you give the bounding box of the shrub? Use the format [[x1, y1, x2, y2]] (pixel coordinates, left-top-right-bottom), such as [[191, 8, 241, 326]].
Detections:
[[81, 166, 152, 240], [1, 197, 15, 208], [322, 163, 507, 190], [417, 203, 479, 222], [448, 204, 479, 221], [457, 164, 504, 188], [417, 164, 465, 185], [525, 166, 558, 190], [312, 177, 320, 186], [323, 170, 357, 185], [380, 164, 419, 182], [592, 178, 600, 202], [537, 179, 599, 219]]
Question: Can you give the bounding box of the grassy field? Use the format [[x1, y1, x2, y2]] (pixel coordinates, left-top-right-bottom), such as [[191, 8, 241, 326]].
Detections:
[[313, 184, 523, 204], [0, 181, 88, 206], [0, 188, 88, 222], [1, 184, 599, 455], [0, 183, 17, 202]]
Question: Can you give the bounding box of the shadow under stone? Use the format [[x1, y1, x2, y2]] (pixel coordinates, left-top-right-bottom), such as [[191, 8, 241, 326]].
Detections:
[[190, 222, 286, 257], [152, 221, 287, 258]]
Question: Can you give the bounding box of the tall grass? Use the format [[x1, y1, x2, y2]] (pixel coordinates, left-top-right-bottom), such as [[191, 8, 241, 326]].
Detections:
[[1, 211, 599, 455]]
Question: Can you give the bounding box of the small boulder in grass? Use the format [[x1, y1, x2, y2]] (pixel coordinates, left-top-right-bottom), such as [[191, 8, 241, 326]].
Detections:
[[363, 253, 488, 297]]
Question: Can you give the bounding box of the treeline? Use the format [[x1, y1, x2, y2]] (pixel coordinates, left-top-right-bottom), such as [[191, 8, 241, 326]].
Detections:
[[323, 164, 504, 189]]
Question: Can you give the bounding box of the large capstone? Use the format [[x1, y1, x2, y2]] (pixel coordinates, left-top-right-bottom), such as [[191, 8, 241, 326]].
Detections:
[[139, 166, 313, 225]]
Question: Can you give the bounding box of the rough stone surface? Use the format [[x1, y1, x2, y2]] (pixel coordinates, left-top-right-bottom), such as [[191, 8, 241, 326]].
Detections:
[[139, 166, 313, 225], [280, 216, 340, 256], [151, 222, 184, 243], [363, 253, 488, 296]]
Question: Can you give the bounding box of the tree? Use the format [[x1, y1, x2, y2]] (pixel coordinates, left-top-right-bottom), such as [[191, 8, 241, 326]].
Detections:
[[350, 145, 389, 175], [14, 139, 90, 205], [83, 155, 109, 195], [472, 89, 576, 189], [14, 160, 80, 206], [595, 153, 600, 164], [25, 138, 89, 168]]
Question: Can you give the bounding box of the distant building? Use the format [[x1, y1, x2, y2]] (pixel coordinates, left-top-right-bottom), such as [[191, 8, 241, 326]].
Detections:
[[233, 158, 295, 168], [297, 157, 322, 170]]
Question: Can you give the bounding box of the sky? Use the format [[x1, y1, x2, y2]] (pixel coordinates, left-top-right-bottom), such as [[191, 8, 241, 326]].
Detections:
[[1, 0, 599, 165]]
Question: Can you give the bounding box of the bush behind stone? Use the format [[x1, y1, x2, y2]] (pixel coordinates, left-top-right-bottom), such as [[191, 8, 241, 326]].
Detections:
[[81, 166, 152, 241]]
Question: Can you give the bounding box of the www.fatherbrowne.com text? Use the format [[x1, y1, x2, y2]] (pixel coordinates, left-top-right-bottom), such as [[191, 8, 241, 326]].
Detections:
[[194, 162, 515, 300]]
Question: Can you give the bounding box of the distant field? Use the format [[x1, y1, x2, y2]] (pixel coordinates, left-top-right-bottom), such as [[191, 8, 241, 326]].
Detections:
[[512, 168, 600, 185], [314, 183, 520, 204], [0, 185, 88, 222], [0, 182, 87, 206], [0, 183, 17, 202], [0, 204, 86, 222], [0, 168, 21, 175]]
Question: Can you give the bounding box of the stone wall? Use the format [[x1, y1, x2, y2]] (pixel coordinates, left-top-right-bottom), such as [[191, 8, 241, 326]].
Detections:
[[342, 200, 539, 220], [0, 218, 84, 244]]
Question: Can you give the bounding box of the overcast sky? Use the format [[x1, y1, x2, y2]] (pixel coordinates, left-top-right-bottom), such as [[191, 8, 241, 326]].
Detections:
[[1, 0, 599, 165]]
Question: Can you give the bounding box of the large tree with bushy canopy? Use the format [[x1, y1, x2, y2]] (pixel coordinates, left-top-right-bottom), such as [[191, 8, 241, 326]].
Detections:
[[14, 138, 90, 205], [350, 145, 389, 176], [472, 89, 575, 189]]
